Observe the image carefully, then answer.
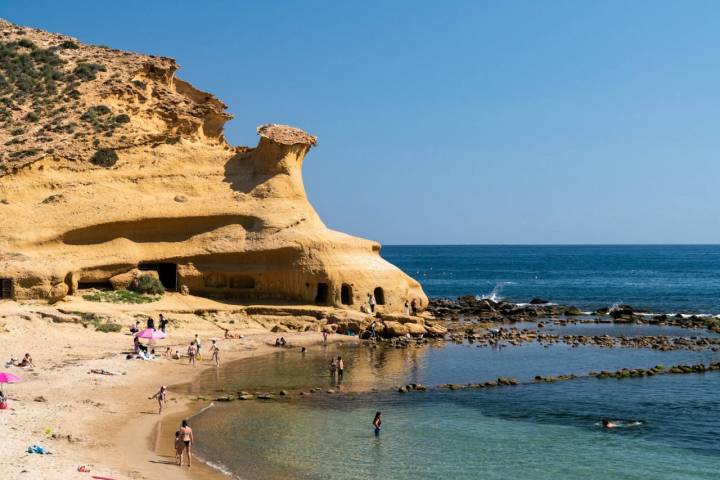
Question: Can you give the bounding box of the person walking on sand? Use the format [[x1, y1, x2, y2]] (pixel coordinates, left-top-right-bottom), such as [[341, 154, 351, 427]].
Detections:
[[159, 314, 168, 333], [194, 334, 202, 358], [368, 293, 376, 313], [373, 411, 382, 436], [210, 339, 220, 366], [149, 385, 167, 414], [337, 356, 344, 380], [174, 430, 183, 464], [187, 342, 197, 366], [179, 419, 194, 468]]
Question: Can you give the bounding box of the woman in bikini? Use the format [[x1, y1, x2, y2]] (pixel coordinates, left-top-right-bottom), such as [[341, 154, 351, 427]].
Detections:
[[187, 342, 197, 366], [149, 385, 167, 414], [179, 419, 194, 467]]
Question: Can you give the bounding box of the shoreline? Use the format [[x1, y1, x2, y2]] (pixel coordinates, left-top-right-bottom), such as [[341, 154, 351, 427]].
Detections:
[[0, 297, 358, 480], [114, 333, 358, 480]]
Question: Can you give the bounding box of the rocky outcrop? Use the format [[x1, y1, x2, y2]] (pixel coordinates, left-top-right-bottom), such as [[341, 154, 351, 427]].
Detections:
[[0, 19, 427, 312]]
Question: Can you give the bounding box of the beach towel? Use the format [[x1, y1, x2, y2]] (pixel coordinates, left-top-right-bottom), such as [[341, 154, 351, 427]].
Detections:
[[26, 444, 47, 454]]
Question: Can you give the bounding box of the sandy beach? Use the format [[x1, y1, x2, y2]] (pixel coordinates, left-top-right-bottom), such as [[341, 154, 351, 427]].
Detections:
[[0, 294, 354, 480]]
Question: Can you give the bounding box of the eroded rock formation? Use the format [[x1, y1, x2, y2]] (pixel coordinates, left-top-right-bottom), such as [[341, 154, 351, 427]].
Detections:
[[0, 19, 427, 311]]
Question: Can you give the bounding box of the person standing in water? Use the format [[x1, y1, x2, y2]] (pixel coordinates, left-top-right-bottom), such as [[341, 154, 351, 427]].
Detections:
[[328, 357, 337, 380], [322, 330, 328, 344], [210, 339, 220, 366], [149, 385, 167, 414], [373, 411, 382, 436], [337, 356, 344, 380], [179, 419, 194, 467]]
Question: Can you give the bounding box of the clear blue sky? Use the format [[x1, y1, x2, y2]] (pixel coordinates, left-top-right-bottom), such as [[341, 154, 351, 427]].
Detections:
[[4, 1, 720, 244]]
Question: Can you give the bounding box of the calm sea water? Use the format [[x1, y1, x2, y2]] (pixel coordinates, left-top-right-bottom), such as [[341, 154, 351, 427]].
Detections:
[[184, 246, 720, 479], [381, 245, 720, 313]]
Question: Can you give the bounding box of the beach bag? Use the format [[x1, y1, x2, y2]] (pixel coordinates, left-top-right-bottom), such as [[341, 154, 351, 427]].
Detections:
[[0, 401, 7, 409]]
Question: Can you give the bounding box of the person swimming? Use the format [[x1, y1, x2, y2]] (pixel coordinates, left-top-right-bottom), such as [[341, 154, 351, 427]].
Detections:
[[601, 418, 617, 428], [601, 419, 642, 428]]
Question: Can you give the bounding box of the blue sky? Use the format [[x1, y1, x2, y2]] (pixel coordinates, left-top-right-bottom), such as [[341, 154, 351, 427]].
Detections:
[[4, 1, 720, 244]]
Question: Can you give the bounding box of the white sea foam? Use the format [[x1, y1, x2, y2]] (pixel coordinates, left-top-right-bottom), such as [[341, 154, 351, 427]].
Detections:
[[476, 282, 515, 302]]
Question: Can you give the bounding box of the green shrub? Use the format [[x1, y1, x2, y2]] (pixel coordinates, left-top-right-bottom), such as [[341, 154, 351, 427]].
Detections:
[[95, 322, 122, 333], [114, 113, 130, 123], [18, 38, 36, 49], [82, 289, 159, 304], [130, 274, 166, 295], [58, 40, 79, 49], [90, 148, 118, 167], [25, 111, 40, 122], [73, 62, 106, 81], [11, 127, 25, 135]]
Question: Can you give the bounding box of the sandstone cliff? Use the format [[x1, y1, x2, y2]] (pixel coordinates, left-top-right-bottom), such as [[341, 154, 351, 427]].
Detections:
[[0, 19, 427, 312]]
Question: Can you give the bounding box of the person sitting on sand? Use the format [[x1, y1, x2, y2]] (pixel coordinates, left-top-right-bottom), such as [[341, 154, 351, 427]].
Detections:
[[274, 338, 281, 347], [224, 329, 234, 339], [130, 321, 139, 334], [0, 390, 7, 409], [187, 342, 197, 366], [179, 419, 194, 467], [172, 350, 181, 360], [149, 385, 167, 414], [133, 336, 148, 354], [16, 353, 34, 368], [602, 419, 618, 429]]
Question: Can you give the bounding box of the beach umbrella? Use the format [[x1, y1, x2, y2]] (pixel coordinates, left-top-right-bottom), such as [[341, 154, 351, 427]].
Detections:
[[135, 328, 166, 340], [0, 372, 21, 384], [0, 372, 21, 399]]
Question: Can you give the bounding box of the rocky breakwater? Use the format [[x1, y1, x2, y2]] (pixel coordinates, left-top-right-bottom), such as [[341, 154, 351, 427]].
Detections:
[[428, 296, 720, 333], [428, 296, 569, 323]]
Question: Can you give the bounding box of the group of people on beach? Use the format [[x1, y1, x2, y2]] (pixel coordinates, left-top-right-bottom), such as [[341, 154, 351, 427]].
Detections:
[[187, 334, 221, 366], [175, 419, 194, 468]]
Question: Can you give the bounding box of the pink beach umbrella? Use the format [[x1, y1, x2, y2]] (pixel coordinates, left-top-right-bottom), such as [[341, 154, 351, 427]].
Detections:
[[135, 328, 166, 340], [0, 372, 21, 384]]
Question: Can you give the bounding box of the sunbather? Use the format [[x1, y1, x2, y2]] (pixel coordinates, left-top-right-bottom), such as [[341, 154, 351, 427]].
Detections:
[[16, 353, 34, 368]]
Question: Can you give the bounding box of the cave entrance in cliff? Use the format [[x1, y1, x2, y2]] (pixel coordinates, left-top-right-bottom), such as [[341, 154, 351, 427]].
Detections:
[[341, 284, 353, 305], [138, 262, 178, 291], [374, 287, 385, 305], [315, 283, 329, 305], [0, 279, 12, 299]]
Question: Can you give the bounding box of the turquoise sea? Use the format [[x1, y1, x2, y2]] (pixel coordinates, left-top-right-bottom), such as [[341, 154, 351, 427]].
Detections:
[[182, 246, 720, 479]]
